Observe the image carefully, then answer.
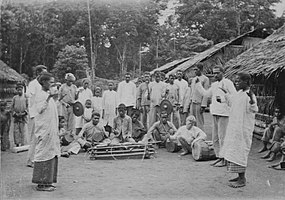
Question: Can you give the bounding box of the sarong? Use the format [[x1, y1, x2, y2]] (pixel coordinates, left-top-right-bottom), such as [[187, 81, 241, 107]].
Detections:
[[227, 161, 246, 173], [32, 156, 58, 185]]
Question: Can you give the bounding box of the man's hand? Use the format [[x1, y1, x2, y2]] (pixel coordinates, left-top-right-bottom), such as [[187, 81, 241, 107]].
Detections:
[[246, 90, 255, 104]]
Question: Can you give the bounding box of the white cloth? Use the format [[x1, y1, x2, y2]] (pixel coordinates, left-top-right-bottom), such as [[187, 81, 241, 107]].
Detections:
[[190, 75, 209, 107], [91, 96, 103, 116], [174, 79, 188, 105], [34, 90, 61, 162], [220, 90, 258, 167], [196, 78, 237, 116], [26, 78, 42, 118], [170, 125, 206, 146], [117, 81, 137, 107], [102, 90, 118, 127], [149, 81, 167, 106]]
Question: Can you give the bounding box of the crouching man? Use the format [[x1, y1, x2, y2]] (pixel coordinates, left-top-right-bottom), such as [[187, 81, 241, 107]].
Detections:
[[142, 111, 177, 146], [167, 115, 207, 156], [61, 112, 109, 157]]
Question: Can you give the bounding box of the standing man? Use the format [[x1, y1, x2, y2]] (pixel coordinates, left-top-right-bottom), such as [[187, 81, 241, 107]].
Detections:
[[148, 71, 167, 127], [190, 63, 209, 130], [220, 72, 258, 188], [102, 81, 118, 127], [59, 73, 77, 132], [117, 72, 137, 116], [137, 72, 151, 129], [32, 72, 60, 192], [26, 65, 47, 167], [174, 70, 188, 125], [165, 74, 181, 129], [196, 66, 237, 167]]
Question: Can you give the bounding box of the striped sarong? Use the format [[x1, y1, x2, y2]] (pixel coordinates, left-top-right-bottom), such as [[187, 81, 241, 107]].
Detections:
[[227, 161, 246, 173]]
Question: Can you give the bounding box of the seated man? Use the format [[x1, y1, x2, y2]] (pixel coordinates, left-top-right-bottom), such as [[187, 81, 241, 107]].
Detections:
[[131, 109, 147, 142], [260, 111, 285, 162], [268, 140, 285, 170], [143, 111, 177, 146], [61, 112, 109, 157], [168, 115, 207, 156], [111, 104, 136, 144]]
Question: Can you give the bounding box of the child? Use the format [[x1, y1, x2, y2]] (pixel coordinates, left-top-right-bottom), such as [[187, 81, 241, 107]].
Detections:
[[0, 101, 11, 151], [82, 99, 93, 124], [91, 87, 103, 116], [11, 83, 28, 147]]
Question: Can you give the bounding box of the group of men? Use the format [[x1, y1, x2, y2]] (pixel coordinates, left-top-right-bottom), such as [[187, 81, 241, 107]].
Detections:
[[4, 61, 263, 190]]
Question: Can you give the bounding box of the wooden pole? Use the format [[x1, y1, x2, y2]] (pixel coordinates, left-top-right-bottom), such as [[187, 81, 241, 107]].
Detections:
[[139, 43, 142, 76], [156, 37, 158, 68], [87, 0, 95, 79]]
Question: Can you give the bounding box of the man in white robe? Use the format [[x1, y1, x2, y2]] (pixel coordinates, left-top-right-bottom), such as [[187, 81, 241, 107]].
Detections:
[[220, 72, 258, 188], [117, 72, 136, 115], [26, 65, 47, 167], [102, 82, 118, 128]]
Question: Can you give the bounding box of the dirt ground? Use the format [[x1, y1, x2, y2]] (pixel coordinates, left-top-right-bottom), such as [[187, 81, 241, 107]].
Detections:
[[1, 113, 285, 200]]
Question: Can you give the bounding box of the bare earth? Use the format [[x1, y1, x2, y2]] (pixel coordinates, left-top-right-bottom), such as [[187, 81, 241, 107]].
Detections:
[[1, 113, 285, 200]]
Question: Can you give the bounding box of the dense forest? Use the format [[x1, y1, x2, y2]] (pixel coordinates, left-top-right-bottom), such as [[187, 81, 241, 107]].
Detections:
[[1, 0, 284, 82]]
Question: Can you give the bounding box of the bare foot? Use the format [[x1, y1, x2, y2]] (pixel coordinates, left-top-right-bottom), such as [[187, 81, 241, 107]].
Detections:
[[228, 179, 246, 188], [261, 152, 271, 159], [210, 158, 222, 166], [179, 151, 189, 156], [269, 165, 285, 170], [266, 154, 276, 162], [213, 160, 226, 167], [228, 177, 239, 182], [258, 147, 267, 153]]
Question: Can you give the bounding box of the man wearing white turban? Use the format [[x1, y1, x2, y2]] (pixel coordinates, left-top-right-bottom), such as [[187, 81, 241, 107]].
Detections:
[[59, 73, 77, 132]]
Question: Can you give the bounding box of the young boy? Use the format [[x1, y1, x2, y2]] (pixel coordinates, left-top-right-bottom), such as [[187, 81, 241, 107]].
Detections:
[[82, 99, 93, 124], [11, 83, 28, 147], [131, 109, 146, 142]]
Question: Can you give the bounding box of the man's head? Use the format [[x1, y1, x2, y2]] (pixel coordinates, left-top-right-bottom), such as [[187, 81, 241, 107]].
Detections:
[[108, 82, 114, 90], [160, 111, 168, 124], [35, 65, 47, 77], [125, 72, 131, 83], [118, 103, 126, 117], [92, 112, 101, 126], [194, 63, 203, 76], [274, 108, 281, 117], [213, 66, 224, 82], [16, 83, 23, 96], [58, 116, 65, 129], [131, 109, 140, 123], [39, 72, 54, 91], [94, 86, 101, 97], [144, 72, 150, 83], [154, 70, 161, 82], [185, 115, 196, 130], [82, 79, 90, 89], [65, 73, 76, 86], [0, 101, 7, 111], [168, 74, 175, 84], [236, 72, 251, 91], [176, 70, 183, 80], [85, 99, 92, 109]]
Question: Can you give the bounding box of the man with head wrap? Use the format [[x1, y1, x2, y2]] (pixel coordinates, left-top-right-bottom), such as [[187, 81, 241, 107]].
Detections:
[[59, 73, 77, 132]]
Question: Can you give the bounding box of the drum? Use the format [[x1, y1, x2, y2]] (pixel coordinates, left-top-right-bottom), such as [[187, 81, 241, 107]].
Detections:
[[165, 139, 181, 153], [92, 132, 105, 143], [192, 140, 216, 161]]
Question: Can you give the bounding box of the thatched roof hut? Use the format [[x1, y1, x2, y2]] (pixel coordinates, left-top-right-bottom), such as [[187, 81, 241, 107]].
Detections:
[[166, 28, 270, 79], [224, 24, 285, 115], [0, 60, 25, 100], [225, 25, 285, 78]]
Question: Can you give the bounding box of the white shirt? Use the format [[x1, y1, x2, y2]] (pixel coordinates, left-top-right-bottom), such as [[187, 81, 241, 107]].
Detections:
[[174, 79, 188, 105], [170, 125, 207, 146], [149, 81, 167, 106], [117, 81, 137, 107], [77, 87, 93, 105], [26, 78, 42, 118], [197, 78, 237, 116]]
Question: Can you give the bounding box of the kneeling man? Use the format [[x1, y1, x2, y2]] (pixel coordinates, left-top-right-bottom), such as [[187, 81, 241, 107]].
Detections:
[[168, 115, 207, 156]]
